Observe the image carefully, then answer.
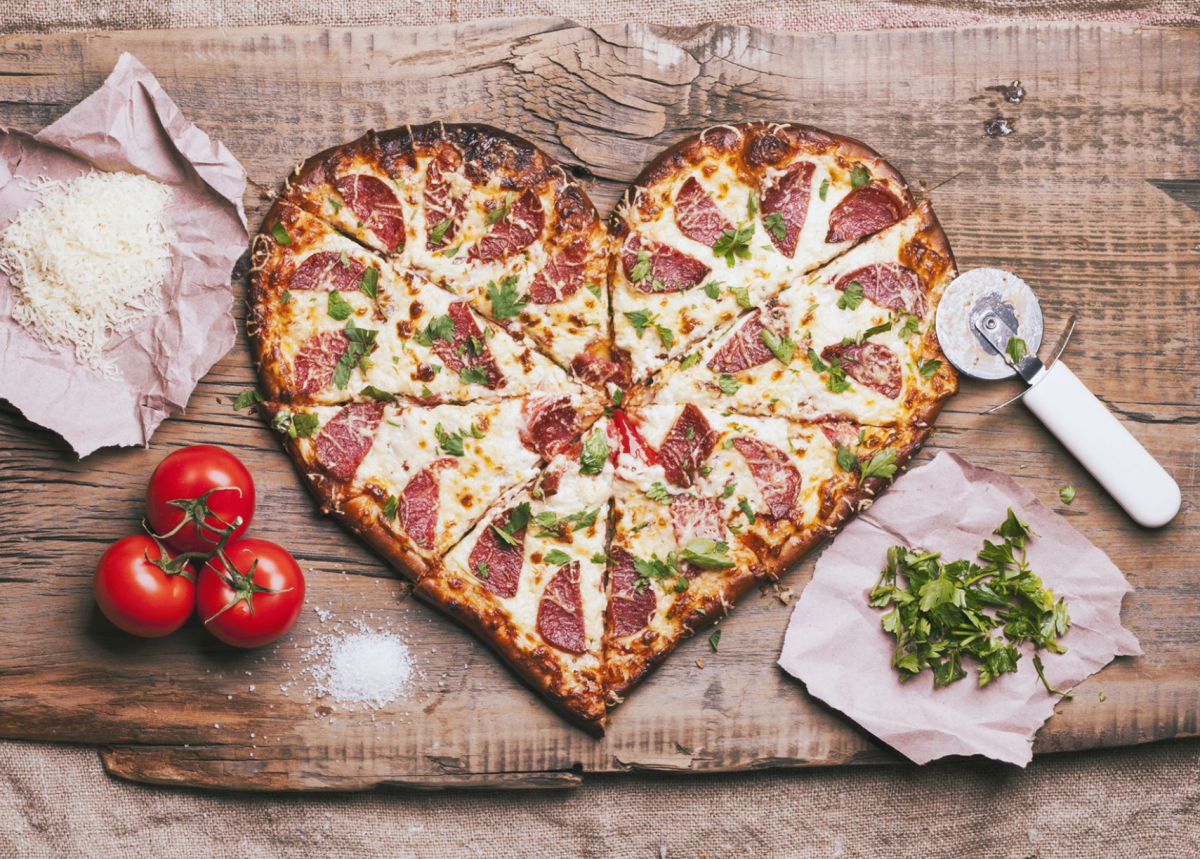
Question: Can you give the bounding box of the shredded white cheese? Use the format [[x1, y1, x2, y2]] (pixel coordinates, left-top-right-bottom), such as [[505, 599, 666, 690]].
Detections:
[[0, 171, 174, 376]]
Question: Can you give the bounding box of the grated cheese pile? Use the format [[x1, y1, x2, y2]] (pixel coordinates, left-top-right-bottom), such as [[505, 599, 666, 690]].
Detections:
[[0, 171, 175, 376], [304, 621, 415, 710]]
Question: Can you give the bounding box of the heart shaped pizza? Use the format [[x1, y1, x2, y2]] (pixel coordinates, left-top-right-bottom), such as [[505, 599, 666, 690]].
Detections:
[[249, 122, 958, 734]]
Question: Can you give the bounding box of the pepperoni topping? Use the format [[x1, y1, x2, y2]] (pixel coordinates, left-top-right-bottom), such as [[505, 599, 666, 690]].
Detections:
[[289, 251, 368, 293], [820, 420, 861, 450], [836, 264, 926, 316], [571, 353, 632, 391], [467, 505, 528, 599], [397, 461, 454, 550], [314, 402, 384, 482], [469, 189, 545, 262], [528, 239, 588, 304], [423, 148, 465, 251], [334, 174, 405, 253], [537, 561, 586, 654], [519, 394, 583, 459], [621, 235, 710, 293], [826, 183, 907, 244], [821, 341, 903, 399], [658, 404, 717, 488], [674, 177, 732, 246], [706, 305, 790, 374], [761, 161, 815, 258], [608, 546, 655, 638], [732, 436, 801, 520], [293, 330, 350, 395], [430, 302, 504, 389], [671, 495, 727, 577]]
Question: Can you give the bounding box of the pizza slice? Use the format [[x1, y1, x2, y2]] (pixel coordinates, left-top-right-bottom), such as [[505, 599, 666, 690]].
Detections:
[[644, 201, 958, 428], [283, 124, 616, 388], [262, 392, 604, 579], [602, 403, 930, 703], [611, 122, 914, 382], [414, 421, 615, 734], [250, 202, 583, 405]]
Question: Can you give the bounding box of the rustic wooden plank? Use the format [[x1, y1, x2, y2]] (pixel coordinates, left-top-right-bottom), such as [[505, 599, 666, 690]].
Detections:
[[0, 20, 1197, 791]]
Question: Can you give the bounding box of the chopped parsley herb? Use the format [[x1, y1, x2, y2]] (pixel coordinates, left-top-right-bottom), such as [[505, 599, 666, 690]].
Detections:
[[360, 385, 396, 402], [646, 482, 672, 503], [807, 348, 851, 393], [685, 426, 695, 440], [590, 552, 608, 565], [746, 189, 759, 219], [612, 388, 625, 408], [486, 275, 527, 319], [420, 385, 434, 398], [327, 290, 354, 321], [897, 315, 921, 342], [232, 389, 264, 411], [818, 178, 830, 201], [629, 251, 652, 283], [579, 427, 609, 476], [475, 561, 490, 580], [459, 366, 490, 386], [270, 222, 293, 245], [712, 223, 755, 267], [1005, 336, 1029, 364], [272, 409, 318, 439], [382, 495, 398, 520], [413, 314, 456, 347], [850, 165, 870, 188], [428, 218, 452, 246], [858, 447, 898, 486], [760, 329, 797, 365], [699, 465, 713, 476], [359, 267, 380, 305], [436, 421, 484, 457], [656, 324, 675, 350], [870, 509, 1071, 694], [623, 309, 658, 339], [856, 319, 893, 343], [485, 192, 515, 226], [703, 281, 721, 300], [1059, 485, 1076, 505], [327, 196, 343, 214], [279, 290, 292, 305], [443, 242, 463, 258], [728, 285, 752, 309], [720, 482, 736, 499], [631, 552, 681, 593], [545, 549, 572, 566], [682, 538, 735, 570], [585, 281, 602, 300], [717, 374, 741, 395], [332, 319, 378, 388], [680, 352, 702, 371], [708, 629, 722, 652], [837, 280, 864, 310], [737, 498, 756, 524], [491, 502, 531, 548], [918, 358, 943, 378], [339, 252, 351, 268], [834, 441, 859, 474], [763, 212, 786, 242]]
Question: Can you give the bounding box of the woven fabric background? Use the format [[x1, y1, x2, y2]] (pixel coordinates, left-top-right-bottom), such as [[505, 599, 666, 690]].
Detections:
[[3, 2, 1199, 857]]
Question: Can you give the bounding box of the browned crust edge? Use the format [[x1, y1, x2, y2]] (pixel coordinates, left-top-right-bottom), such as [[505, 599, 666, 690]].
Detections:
[[413, 575, 607, 736]]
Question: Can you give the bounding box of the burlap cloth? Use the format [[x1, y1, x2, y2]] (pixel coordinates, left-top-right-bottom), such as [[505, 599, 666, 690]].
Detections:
[[3, 3, 1199, 856]]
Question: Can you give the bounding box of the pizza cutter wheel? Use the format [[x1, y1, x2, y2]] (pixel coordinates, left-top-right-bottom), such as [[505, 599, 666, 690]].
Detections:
[[936, 268, 1181, 528]]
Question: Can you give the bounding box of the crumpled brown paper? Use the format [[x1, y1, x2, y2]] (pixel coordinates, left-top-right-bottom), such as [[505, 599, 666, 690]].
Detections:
[[779, 452, 1142, 766], [0, 52, 247, 457]]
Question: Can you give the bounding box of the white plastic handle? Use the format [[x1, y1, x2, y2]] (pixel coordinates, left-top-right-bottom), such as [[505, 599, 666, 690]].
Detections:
[[1022, 361, 1181, 528]]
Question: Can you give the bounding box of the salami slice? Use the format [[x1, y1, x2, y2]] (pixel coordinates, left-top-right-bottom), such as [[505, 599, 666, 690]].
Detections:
[[467, 505, 528, 599], [836, 264, 926, 316], [671, 495, 727, 577], [289, 251, 368, 293], [571, 353, 632, 391], [528, 239, 588, 304], [658, 404, 717, 488], [820, 420, 861, 451], [706, 305, 790, 374], [423, 147, 465, 251], [537, 561, 586, 654], [293, 330, 350, 395], [429, 301, 504, 389], [621, 235, 710, 293], [674, 176, 732, 246], [826, 184, 907, 244], [732, 436, 801, 520], [397, 461, 454, 550], [334, 174, 405, 253], [608, 546, 655, 638], [760, 161, 815, 258], [821, 341, 903, 399], [469, 188, 544, 262], [314, 402, 384, 482], [519, 394, 583, 459]]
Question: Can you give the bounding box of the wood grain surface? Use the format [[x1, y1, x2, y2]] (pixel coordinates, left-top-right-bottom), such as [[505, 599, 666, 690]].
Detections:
[[0, 20, 1197, 791]]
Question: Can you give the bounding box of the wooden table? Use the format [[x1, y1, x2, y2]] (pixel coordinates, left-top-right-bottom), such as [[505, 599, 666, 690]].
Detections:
[[0, 20, 1197, 790]]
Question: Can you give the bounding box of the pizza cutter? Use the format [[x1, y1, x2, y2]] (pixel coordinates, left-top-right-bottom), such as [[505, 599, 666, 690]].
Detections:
[[936, 268, 1181, 528]]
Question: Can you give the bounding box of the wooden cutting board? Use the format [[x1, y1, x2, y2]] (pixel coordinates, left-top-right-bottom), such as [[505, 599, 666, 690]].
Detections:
[[1, 20, 1197, 791]]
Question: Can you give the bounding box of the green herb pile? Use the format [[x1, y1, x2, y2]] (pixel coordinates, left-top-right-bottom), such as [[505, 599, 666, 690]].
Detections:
[[869, 509, 1072, 696]]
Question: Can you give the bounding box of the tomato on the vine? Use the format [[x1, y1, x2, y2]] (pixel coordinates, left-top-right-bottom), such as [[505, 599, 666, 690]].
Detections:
[[196, 538, 305, 648], [93, 536, 196, 638], [146, 445, 255, 553]]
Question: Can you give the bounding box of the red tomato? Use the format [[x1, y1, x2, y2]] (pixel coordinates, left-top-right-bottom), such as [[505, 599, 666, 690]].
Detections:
[[146, 445, 255, 553], [93, 536, 196, 638], [612, 409, 659, 466], [196, 538, 305, 648]]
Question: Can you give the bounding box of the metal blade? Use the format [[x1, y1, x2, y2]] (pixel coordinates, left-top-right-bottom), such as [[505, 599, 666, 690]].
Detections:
[[935, 268, 1044, 381], [971, 307, 1046, 385]]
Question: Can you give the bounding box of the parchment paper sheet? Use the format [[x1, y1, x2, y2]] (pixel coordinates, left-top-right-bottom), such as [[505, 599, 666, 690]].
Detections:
[[0, 52, 247, 456], [779, 452, 1142, 766]]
